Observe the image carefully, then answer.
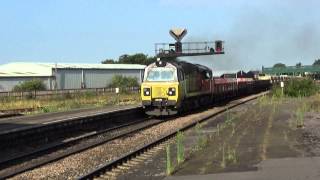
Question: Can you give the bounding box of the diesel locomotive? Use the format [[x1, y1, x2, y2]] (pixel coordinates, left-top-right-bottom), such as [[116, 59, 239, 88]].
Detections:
[[141, 59, 271, 116], [141, 28, 270, 115]]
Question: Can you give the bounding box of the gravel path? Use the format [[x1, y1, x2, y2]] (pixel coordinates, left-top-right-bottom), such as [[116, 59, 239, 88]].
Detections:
[[301, 110, 320, 156]]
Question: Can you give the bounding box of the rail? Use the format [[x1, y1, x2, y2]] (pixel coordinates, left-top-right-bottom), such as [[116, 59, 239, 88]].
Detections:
[[0, 106, 146, 179]]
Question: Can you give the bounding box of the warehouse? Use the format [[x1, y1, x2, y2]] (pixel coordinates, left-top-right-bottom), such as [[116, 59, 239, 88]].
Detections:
[[0, 62, 146, 91]]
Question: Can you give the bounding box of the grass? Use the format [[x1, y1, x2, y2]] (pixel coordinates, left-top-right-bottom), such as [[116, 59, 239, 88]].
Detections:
[[166, 144, 173, 175], [295, 102, 308, 128], [165, 131, 186, 176], [295, 108, 305, 128], [195, 123, 208, 150], [0, 92, 141, 114], [258, 95, 268, 106], [272, 78, 319, 98], [220, 144, 226, 168], [176, 131, 185, 164], [226, 146, 237, 164], [309, 94, 320, 112], [231, 123, 236, 136], [225, 109, 233, 126]]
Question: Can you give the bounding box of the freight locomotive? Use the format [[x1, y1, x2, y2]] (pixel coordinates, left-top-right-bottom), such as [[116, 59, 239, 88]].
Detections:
[[141, 28, 270, 115], [141, 59, 271, 116]]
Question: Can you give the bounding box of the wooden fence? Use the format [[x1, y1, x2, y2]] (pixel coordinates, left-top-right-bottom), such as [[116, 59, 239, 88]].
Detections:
[[0, 87, 140, 99]]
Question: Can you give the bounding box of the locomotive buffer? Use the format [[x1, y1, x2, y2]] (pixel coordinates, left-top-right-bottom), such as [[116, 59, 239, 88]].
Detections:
[[155, 28, 224, 58]]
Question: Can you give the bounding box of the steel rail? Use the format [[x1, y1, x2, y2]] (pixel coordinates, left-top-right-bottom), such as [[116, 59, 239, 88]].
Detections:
[[0, 106, 144, 151], [0, 117, 166, 179]]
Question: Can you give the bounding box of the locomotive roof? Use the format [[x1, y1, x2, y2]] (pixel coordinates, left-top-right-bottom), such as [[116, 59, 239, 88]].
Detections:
[[166, 60, 212, 74]]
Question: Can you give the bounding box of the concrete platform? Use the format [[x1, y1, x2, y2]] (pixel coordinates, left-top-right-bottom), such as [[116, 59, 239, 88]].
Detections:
[[165, 157, 320, 180], [0, 105, 140, 133]]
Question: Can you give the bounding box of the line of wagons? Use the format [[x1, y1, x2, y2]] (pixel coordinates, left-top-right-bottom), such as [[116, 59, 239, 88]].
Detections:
[[141, 60, 271, 116]]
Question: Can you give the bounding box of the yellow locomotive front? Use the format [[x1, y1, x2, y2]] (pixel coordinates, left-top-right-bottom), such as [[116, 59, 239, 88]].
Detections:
[[141, 61, 181, 116]]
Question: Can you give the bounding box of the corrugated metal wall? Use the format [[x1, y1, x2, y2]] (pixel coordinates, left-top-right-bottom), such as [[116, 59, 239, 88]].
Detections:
[[0, 77, 51, 92], [0, 68, 144, 91], [84, 69, 142, 88], [56, 69, 82, 89], [56, 68, 143, 90]]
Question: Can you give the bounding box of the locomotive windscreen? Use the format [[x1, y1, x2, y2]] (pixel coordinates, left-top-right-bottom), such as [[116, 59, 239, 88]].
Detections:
[[145, 67, 177, 82]]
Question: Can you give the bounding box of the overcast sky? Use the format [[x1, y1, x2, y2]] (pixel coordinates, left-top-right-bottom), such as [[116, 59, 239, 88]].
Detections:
[[0, 0, 319, 70]]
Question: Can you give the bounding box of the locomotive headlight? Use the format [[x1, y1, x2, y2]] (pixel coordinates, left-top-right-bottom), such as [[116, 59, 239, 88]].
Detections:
[[168, 87, 176, 96], [143, 88, 151, 96]]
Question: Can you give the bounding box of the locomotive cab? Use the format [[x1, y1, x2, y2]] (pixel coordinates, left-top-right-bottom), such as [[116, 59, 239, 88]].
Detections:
[[141, 60, 181, 116]]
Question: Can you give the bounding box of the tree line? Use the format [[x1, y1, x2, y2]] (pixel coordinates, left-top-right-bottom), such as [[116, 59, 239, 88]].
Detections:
[[273, 59, 320, 68], [101, 53, 156, 65]]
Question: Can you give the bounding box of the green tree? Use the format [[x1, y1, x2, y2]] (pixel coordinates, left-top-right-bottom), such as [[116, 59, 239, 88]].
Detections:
[[273, 63, 286, 68], [102, 53, 156, 65], [118, 53, 155, 65], [101, 59, 115, 64], [313, 59, 320, 66], [109, 75, 139, 89], [13, 79, 46, 92], [296, 62, 302, 68]]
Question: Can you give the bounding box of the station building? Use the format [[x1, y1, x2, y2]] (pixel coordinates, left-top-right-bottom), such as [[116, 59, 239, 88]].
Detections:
[[0, 62, 145, 91]]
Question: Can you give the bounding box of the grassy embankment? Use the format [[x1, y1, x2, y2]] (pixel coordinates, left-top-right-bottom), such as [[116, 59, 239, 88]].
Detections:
[[0, 91, 141, 114]]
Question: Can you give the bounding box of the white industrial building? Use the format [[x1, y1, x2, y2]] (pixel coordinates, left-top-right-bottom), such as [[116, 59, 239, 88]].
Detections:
[[0, 62, 145, 91]]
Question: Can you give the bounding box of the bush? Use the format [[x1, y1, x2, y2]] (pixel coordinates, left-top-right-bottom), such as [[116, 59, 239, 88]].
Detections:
[[109, 75, 139, 91], [271, 86, 283, 98], [273, 78, 319, 97], [13, 79, 46, 92]]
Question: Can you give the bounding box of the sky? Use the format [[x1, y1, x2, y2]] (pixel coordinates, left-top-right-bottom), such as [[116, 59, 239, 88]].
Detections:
[[0, 0, 319, 71]]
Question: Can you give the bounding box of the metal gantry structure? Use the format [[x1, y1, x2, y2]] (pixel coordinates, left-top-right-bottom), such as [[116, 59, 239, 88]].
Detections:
[[155, 28, 224, 59]]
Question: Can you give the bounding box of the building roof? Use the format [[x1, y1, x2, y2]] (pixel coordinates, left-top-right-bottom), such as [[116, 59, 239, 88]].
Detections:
[[0, 62, 146, 77]]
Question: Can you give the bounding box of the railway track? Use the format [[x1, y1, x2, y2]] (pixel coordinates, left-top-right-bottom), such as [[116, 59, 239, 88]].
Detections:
[[1, 92, 268, 179], [78, 91, 268, 180], [0, 106, 144, 151], [0, 116, 167, 179], [0, 106, 147, 178]]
